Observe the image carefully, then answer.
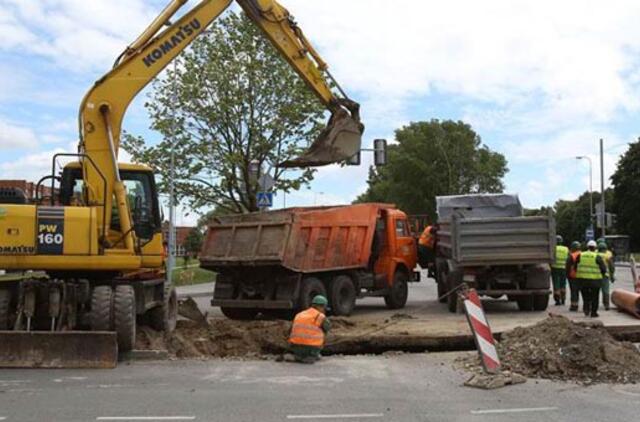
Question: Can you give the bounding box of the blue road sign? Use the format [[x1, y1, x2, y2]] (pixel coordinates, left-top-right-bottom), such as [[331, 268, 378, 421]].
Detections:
[[257, 192, 273, 208], [585, 226, 595, 241]]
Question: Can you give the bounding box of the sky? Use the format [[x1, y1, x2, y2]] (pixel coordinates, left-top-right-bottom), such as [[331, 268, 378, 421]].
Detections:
[[1, 0, 639, 225]]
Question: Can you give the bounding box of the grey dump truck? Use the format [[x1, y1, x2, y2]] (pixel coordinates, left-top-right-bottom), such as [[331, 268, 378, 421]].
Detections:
[[434, 194, 555, 312]]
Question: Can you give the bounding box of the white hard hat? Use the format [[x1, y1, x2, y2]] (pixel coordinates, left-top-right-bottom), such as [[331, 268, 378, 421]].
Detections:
[[587, 240, 597, 248]]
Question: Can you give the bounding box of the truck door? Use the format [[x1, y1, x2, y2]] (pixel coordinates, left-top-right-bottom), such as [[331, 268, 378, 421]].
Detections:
[[393, 217, 417, 266]]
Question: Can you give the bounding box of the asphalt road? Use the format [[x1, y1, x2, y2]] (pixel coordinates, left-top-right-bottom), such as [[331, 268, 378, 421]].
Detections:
[[1, 352, 639, 422]]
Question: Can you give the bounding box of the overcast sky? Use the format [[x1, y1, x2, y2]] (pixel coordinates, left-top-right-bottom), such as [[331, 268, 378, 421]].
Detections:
[[1, 0, 638, 224]]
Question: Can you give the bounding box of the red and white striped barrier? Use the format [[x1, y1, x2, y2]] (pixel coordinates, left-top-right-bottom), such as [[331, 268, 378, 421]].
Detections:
[[461, 288, 501, 374]]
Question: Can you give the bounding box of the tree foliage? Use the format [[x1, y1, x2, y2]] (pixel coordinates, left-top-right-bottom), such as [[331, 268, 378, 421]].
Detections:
[[355, 120, 508, 218], [611, 139, 640, 249], [183, 228, 204, 257], [123, 12, 325, 214]]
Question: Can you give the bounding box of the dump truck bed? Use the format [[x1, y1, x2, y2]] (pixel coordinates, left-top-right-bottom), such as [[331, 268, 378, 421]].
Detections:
[[437, 215, 555, 266], [200, 204, 394, 273]]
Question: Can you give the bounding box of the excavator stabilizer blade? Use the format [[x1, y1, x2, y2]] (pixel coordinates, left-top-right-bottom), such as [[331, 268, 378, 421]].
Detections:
[[279, 108, 364, 168], [0, 331, 117, 368]]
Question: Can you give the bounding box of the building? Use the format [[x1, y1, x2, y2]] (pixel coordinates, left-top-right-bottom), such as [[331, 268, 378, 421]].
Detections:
[[0, 180, 58, 203], [161, 223, 197, 257]]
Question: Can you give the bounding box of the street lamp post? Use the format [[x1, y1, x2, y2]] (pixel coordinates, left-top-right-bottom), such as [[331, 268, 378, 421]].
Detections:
[[576, 156, 593, 233]]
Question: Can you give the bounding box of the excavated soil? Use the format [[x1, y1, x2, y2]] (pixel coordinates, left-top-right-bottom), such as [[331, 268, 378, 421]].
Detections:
[[136, 319, 291, 360], [463, 314, 640, 384]]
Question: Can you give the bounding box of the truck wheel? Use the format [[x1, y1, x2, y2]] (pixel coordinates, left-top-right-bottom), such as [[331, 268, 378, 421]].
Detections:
[[299, 277, 327, 310], [532, 294, 549, 311], [516, 296, 534, 312], [114, 285, 136, 353], [90, 286, 113, 331], [220, 307, 258, 320], [0, 289, 11, 330], [149, 285, 177, 333], [330, 275, 356, 316], [384, 271, 409, 310], [435, 263, 447, 303]]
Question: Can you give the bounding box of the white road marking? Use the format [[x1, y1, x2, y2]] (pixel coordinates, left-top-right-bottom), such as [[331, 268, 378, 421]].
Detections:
[[287, 414, 384, 420], [0, 417, 7, 420], [471, 407, 558, 415], [96, 417, 195, 421]]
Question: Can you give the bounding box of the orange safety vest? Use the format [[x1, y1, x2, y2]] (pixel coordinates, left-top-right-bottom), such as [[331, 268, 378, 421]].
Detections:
[[568, 251, 581, 279], [289, 307, 326, 347], [419, 225, 435, 248]]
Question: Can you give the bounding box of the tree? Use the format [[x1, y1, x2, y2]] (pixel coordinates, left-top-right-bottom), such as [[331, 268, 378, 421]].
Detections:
[[123, 12, 325, 214], [355, 120, 508, 218], [611, 139, 640, 249], [183, 228, 204, 258]]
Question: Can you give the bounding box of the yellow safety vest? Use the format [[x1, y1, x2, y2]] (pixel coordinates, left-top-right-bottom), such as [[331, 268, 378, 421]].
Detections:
[[575, 251, 602, 280], [553, 245, 569, 269], [598, 251, 612, 278]]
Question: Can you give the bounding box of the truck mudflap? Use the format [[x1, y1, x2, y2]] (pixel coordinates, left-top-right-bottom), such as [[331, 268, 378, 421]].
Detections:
[[0, 331, 117, 368]]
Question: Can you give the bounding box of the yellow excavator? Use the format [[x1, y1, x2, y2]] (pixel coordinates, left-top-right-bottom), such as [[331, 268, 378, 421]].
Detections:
[[0, 0, 363, 368]]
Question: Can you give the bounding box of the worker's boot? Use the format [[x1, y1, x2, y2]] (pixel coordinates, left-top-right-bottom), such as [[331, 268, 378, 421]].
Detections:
[[569, 302, 578, 312], [553, 292, 560, 306], [560, 289, 566, 305]]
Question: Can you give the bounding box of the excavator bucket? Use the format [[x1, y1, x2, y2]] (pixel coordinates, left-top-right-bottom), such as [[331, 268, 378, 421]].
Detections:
[[0, 331, 117, 368], [279, 108, 364, 168]]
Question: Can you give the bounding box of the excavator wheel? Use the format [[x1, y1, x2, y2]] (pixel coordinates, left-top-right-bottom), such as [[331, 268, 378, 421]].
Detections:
[[149, 285, 177, 333], [114, 285, 136, 352], [90, 286, 113, 331], [0, 289, 11, 330]]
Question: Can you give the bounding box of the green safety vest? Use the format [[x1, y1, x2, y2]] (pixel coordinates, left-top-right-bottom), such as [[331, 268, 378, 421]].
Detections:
[[553, 245, 569, 269], [598, 251, 611, 278], [575, 251, 602, 280]]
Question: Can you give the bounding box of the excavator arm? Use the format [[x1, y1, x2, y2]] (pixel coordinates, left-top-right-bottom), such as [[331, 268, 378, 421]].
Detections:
[[78, 0, 363, 249]]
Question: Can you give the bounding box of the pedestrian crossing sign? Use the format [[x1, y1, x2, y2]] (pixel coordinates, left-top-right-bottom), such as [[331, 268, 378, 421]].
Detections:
[[257, 192, 273, 208]]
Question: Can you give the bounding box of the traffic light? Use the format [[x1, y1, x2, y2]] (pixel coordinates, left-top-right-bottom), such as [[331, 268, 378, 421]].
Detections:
[[374, 139, 387, 166], [346, 151, 361, 166]]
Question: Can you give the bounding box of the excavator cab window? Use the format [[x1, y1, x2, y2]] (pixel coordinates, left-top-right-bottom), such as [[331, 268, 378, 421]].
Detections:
[[110, 171, 161, 241], [60, 168, 161, 241]]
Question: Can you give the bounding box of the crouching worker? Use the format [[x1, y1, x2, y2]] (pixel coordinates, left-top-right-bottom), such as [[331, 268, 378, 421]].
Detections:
[[288, 295, 331, 363]]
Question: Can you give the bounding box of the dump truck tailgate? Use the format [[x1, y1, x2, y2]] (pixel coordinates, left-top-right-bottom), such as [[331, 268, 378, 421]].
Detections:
[[438, 215, 555, 266]]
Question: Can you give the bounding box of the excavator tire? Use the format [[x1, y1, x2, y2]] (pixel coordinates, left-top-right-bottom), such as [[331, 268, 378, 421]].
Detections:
[[90, 286, 113, 331], [114, 285, 136, 352], [0, 289, 10, 330], [149, 285, 177, 333]]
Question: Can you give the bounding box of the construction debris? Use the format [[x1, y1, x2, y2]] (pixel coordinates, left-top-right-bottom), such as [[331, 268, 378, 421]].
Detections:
[[464, 371, 527, 390], [495, 314, 640, 384]]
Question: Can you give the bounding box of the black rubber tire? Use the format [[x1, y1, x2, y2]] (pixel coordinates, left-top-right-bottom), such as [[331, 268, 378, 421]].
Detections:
[[149, 285, 178, 333], [329, 275, 356, 316], [298, 277, 327, 310], [384, 271, 409, 310], [90, 286, 113, 331], [0, 289, 11, 330], [436, 266, 447, 304], [532, 294, 549, 311], [220, 307, 259, 320], [516, 296, 534, 312], [114, 285, 136, 352]]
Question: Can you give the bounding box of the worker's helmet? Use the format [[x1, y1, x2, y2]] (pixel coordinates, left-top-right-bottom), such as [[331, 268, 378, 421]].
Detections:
[[597, 237, 606, 244], [311, 295, 328, 306], [587, 240, 597, 249], [597, 242, 608, 252], [570, 241, 581, 251], [556, 235, 563, 244]]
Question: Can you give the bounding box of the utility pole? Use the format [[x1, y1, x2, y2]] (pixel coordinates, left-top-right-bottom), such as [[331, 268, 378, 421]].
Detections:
[[576, 156, 594, 232], [600, 138, 606, 238]]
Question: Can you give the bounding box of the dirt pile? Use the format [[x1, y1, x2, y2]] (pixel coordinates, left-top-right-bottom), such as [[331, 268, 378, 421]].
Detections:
[[136, 319, 291, 359], [497, 314, 640, 384]]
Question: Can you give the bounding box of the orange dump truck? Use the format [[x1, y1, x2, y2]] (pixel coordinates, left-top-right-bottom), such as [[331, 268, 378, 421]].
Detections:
[[200, 203, 419, 319]]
